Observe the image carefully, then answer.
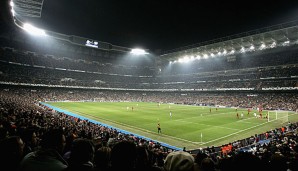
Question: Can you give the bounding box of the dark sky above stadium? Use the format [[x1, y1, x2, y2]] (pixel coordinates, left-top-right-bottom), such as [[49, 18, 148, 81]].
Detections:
[[3, 0, 298, 52]]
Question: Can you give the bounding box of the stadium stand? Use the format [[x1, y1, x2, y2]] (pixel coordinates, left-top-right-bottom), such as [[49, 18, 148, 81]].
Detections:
[[0, 2, 298, 170]]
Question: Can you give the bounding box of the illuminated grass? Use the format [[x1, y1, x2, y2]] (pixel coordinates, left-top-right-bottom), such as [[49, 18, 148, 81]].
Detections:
[[47, 102, 298, 150]]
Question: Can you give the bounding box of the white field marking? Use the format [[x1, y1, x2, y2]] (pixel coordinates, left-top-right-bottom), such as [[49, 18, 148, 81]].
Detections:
[[54, 105, 294, 145], [69, 109, 199, 144], [175, 120, 240, 131], [200, 113, 297, 145], [173, 111, 256, 125]]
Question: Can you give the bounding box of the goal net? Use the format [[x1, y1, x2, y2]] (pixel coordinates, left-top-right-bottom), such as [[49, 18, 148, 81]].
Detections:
[[267, 110, 289, 124]]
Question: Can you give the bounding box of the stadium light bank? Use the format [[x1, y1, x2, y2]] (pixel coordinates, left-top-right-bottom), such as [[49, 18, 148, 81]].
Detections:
[[10, 1, 46, 36], [130, 48, 149, 55], [22, 23, 46, 36]]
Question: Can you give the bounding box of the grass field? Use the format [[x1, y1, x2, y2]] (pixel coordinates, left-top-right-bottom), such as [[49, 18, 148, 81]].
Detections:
[[46, 102, 298, 150]]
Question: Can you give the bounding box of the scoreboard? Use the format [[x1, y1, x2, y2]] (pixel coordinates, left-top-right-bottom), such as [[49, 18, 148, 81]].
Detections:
[[85, 40, 98, 48], [46, 34, 131, 52], [70, 36, 110, 50]]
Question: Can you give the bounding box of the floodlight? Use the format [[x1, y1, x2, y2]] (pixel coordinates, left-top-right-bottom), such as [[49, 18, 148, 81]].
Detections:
[[270, 42, 276, 48], [23, 23, 46, 36], [223, 49, 227, 54], [259, 43, 266, 50], [130, 48, 149, 55], [183, 56, 190, 63], [11, 9, 15, 16], [249, 45, 255, 50], [282, 40, 290, 46]]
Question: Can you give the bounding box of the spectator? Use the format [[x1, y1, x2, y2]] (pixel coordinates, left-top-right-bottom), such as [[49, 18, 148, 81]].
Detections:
[[194, 152, 208, 171], [0, 136, 24, 171], [200, 158, 215, 171], [164, 151, 194, 171], [19, 129, 68, 171], [19, 128, 39, 156], [94, 146, 111, 171], [65, 138, 95, 171], [135, 146, 163, 171], [268, 153, 288, 171], [110, 140, 137, 171]]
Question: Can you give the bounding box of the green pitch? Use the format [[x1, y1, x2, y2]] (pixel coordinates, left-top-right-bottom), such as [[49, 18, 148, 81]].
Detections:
[[47, 102, 298, 150]]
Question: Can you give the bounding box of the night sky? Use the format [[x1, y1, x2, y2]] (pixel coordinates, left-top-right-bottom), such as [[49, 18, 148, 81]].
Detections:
[[3, 0, 298, 52]]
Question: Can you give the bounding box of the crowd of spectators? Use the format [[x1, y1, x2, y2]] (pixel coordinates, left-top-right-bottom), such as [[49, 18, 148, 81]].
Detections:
[[0, 46, 297, 90], [0, 86, 298, 170], [0, 87, 296, 111]]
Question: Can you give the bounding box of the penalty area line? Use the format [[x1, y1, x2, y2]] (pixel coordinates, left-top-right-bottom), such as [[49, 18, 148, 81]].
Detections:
[[201, 113, 296, 145]]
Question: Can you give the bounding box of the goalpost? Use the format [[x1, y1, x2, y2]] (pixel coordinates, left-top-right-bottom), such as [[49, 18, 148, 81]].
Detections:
[[267, 110, 289, 124]]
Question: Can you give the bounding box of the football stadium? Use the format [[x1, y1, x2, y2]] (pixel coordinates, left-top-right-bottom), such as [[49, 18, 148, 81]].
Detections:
[[0, 0, 298, 171]]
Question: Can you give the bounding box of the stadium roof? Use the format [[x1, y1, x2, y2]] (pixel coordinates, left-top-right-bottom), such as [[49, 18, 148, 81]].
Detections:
[[162, 22, 298, 62], [3, 0, 298, 56]]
